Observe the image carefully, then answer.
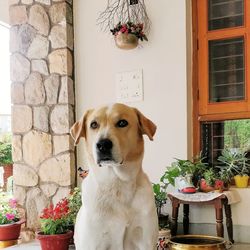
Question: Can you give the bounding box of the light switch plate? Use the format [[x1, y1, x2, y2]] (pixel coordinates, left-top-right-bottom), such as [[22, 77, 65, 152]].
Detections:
[[116, 69, 143, 103]]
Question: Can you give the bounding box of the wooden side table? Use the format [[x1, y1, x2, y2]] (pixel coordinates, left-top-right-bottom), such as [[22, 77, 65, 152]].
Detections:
[[168, 193, 234, 243]]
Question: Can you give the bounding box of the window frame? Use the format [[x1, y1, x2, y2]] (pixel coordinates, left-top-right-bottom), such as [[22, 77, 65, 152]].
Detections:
[[192, 0, 250, 156]]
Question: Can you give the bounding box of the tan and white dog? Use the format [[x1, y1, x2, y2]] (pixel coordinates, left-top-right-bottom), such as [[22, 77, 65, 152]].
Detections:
[[70, 103, 158, 250]]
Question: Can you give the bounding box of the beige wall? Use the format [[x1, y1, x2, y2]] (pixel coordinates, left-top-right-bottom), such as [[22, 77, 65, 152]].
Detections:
[[0, 0, 9, 25], [75, 0, 250, 242], [74, 0, 188, 181]]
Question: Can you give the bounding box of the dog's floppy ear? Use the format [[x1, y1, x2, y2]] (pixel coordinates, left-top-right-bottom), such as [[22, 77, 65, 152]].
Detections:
[[134, 109, 157, 141], [70, 110, 92, 145]]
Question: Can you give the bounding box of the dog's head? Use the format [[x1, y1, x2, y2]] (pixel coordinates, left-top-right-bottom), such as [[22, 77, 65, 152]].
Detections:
[[70, 103, 156, 167]]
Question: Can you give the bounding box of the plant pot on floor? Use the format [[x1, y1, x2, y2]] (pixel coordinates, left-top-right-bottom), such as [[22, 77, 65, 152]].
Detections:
[[234, 175, 249, 188], [157, 228, 171, 250], [37, 231, 73, 250], [0, 219, 25, 248]]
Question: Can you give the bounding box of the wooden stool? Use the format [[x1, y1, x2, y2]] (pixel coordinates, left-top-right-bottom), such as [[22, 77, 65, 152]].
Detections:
[[168, 193, 234, 243]]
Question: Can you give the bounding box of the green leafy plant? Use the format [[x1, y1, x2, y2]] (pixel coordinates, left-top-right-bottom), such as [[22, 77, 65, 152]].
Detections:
[[203, 168, 219, 186], [152, 183, 167, 215], [0, 193, 19, 225], [160, 155, 208, 188], [67, 187, 82, 226], [0, 142, 12, 165], [39, 199, 70, 235], [152, 182, 169, 229], [217, 149, 250, 184]]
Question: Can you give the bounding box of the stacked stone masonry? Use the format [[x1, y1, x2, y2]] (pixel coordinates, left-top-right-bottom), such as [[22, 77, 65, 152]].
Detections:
[[9, 0, 75, 230]]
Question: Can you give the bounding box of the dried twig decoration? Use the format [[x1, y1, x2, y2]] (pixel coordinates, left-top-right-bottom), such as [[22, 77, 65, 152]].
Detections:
[[97, 0, 150, 33]]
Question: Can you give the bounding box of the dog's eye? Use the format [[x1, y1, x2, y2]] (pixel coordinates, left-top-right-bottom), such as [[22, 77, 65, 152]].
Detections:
[[90, 121, 98, 129], [116, 119, 128, 128]]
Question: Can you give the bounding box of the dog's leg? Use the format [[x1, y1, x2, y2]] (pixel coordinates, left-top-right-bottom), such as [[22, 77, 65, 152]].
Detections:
[[139, 214, 158, 250], [124, 223, 158, 250]]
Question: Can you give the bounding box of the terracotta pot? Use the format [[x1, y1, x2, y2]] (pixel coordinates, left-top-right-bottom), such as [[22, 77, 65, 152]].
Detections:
[[0, 219, 25, 241], [37, 231, 73, 250], [234, 175, 249, 188], [199, 179, 215, 192], [115, 33, 138, 50], [2, 164, 13, 191], [199, 179, 227, 193]]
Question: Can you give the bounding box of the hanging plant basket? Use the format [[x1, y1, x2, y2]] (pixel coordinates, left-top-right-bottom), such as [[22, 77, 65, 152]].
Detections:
[[97, 0, 150, 49], [115, 33, 138, 50]]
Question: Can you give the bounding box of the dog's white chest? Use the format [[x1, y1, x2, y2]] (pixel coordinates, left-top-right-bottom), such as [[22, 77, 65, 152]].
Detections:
[[74, 173, 158, 250]]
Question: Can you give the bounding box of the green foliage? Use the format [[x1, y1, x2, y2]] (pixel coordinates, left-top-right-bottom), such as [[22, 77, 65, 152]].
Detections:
[[40, 217, 70, 235], [160, 165, 180, 186], [0, 136, 12, 165], [224, 120, 250, 150], [67, 187, 82, 226], [203, 168, 219, 186], [152, 183, 167, 214], [217, 149, 250, 183], [161, 155, 208, 187]]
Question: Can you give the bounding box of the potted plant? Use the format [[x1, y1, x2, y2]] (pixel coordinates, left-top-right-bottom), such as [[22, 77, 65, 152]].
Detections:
[[0, 194, 25, 248], [37, 198, 73, 250], [217, 149, 250, 188], [161, 157, 208, 193], [199, 168, 226, 192], [110, 21, 148, 50], [152, 183, 169, 229], [67, 187, 82, 228], [0, 136, 13, 192], [152, 182, 170, 250]]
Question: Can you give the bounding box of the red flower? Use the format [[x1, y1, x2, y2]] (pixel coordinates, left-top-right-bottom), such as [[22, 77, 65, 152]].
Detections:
[[40, 199, 69, 220], [120, 26, 128, 33]]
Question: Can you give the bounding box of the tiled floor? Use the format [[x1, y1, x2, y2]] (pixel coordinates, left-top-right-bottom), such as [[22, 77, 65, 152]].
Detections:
[[6, 241, 75, 249], [231, 244, 250, 250], [5, 241, 250, 249]]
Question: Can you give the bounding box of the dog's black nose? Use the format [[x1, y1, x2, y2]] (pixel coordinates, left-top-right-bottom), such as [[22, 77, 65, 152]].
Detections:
[[96, 139, 113, 154]]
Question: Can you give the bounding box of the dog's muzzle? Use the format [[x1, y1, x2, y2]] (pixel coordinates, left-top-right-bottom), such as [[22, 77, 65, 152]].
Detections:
[[96, 138, 114, 165]]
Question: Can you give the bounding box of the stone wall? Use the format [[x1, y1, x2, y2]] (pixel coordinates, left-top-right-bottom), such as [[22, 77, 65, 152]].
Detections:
[[9, 0, 75, 229]]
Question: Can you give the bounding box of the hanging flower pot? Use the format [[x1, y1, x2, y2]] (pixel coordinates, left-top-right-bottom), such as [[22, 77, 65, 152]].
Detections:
[[97, 0, 150, 48], [111, 22, 148, 50], [115, 33, 139, 50]]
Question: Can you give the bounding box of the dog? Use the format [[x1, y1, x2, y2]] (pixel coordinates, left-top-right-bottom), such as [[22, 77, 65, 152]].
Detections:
[[70, 103, 158, 250]]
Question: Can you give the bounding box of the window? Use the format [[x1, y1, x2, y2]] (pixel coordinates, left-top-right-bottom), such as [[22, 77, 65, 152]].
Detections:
[[193, 0, 250, 163]]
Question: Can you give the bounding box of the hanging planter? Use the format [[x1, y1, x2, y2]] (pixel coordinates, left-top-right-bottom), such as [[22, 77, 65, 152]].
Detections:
[[97, 0, 150, 49], [115, 33, 138, 49], [111, 22, 147, 50]]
